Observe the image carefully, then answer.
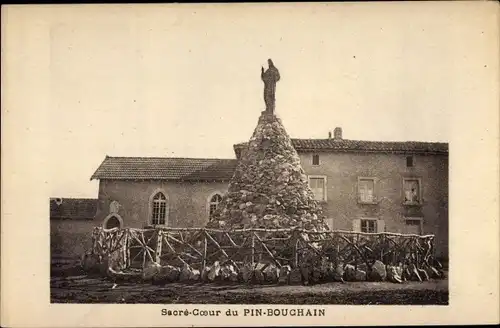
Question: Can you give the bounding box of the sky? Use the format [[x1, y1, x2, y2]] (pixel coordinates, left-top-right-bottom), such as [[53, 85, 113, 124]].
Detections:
[[17, 3, 492, 198]]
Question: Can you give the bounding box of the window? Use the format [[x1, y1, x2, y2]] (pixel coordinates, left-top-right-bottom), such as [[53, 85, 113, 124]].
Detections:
[[308, 176, 327, 201], [406, 219, 421, 225], [312, 154, 320, 166], [361, 219, 377, 233], [358, 178, 376, 203], [151, 192, 167, 225], [208, 193, 223, 217], [404, 218, 423, 235], [353, 218, 385, 233], [403, 178, 422, 204], [406, 156, 414, 167]]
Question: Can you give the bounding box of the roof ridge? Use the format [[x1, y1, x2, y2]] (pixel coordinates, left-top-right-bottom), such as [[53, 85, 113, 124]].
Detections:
[[91, 156, 238, 181], [293, 138, 448, 143], [50, 197, 97, 200], [104, 155, 237, 161], [236, 138, 449, 144]]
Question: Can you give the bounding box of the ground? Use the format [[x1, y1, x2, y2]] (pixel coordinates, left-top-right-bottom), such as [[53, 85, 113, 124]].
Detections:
[[51, 265, 448, 305]]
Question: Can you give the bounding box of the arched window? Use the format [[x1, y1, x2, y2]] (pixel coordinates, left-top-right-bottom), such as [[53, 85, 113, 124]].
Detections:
[[151, 192, 168, 225], [208, 193, 223, 217]]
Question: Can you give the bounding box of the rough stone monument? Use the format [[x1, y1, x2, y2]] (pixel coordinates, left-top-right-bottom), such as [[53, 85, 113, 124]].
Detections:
[[207, 59, 329, 231]]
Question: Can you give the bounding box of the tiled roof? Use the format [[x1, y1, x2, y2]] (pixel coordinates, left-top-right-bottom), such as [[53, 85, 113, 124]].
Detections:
[[91, 156, 238, 181], [234, 138, 449, 154], [91, 138, 447, 181], [50, 198, 97, 220]]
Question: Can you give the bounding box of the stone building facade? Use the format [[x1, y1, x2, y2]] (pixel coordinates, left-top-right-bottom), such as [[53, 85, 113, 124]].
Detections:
[[90, 127, 448, 258]]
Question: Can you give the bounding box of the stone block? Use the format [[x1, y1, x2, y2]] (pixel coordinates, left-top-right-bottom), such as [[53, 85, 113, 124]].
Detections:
[[368, 260, 387, 281], [142, 262, 161, 281], [288, 268, 302, 284]]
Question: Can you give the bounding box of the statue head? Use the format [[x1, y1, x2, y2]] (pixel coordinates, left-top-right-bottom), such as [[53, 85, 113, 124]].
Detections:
[[268, 59, 274, 67]]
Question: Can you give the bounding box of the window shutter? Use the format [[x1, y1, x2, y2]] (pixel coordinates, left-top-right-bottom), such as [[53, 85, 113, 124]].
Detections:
[[165, 203, 170, 226], [352, 219, 361, 232], [377, 219, 385, 233]]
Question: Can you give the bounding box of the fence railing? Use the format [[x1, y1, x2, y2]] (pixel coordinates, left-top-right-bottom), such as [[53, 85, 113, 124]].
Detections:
[[89, 226, 437, 274]]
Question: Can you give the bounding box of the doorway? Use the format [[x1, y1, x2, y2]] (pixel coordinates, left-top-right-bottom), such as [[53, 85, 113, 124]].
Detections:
[[103, 214, 123, 229]]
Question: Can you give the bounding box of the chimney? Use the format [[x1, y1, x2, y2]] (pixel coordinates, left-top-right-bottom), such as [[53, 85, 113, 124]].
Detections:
[[333, 127, 342, 140], [328, 131, 332, 139]]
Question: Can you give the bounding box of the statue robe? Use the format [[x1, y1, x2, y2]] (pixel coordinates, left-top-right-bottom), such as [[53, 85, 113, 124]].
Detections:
[[261, 66, 281, 113]]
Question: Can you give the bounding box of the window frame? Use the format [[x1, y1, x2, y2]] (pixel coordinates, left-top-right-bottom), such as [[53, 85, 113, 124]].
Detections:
[[402, 177, 423, 205], [360, 218, 378, 233], [148, 189, 169, 227], [207, 191, 224, 218], [307, 175, 327, 202], [357, 177, 378, 204]]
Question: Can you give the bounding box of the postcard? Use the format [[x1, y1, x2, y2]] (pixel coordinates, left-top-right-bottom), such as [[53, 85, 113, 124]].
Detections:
[[1, 2, 499, 327]]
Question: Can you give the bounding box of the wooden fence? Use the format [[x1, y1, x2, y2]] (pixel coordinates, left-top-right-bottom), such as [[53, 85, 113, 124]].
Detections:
[[89, 227, 437, 273]]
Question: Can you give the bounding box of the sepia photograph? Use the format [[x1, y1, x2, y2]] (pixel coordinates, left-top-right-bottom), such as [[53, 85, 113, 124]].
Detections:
[[2, 2, 499, 327], [48, 3, 451, 306]]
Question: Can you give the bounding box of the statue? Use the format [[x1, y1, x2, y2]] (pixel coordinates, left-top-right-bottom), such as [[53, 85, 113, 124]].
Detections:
[[261, 59, 280, 114]]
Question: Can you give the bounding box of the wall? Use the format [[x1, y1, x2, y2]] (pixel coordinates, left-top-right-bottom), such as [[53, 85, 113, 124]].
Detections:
[[299, 151, 449, 258], [94, 180, 229, 229], [50, 219, 95, 264]]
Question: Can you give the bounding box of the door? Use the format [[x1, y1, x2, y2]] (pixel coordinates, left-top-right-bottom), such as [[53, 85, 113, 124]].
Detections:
[[105, 215, 121, 229]]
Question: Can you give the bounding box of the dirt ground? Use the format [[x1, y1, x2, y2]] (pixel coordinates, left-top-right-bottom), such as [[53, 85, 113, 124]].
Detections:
[[51, 267, 448, 305]]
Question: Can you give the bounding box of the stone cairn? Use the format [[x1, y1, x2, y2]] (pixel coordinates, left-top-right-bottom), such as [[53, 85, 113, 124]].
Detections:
[[206, 111, 330, 232]]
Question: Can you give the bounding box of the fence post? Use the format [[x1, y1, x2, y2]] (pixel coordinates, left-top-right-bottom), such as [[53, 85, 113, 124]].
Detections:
[[156, 230, 163, 264], [293, 231, 299, 268], [354, 233, 358, 271], [251, 231, 255, 266], [415, 238, 420, 268], [122, 230, 127, 269], [91, 228, 97, 254], [392, 237, 396, 265], [202, 230, 207, 271], [332, 231, 338, 269], [431, 236, 436, 265], [380, 234, 384, 262], [126, 229, 131, 268], [142, 230, 147, 269]]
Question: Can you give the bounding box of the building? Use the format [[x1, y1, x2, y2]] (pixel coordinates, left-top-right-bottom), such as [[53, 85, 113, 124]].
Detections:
[[50, 198, 98, 264], [90, 127, 448, 258]]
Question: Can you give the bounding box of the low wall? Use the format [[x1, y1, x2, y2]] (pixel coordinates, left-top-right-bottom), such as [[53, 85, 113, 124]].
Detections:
[[51, 219, 95, 266]]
